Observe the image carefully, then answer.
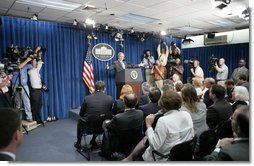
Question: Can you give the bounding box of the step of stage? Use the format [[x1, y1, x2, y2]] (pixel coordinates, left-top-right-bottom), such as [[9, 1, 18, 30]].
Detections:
[[21, 120, 37, 132]]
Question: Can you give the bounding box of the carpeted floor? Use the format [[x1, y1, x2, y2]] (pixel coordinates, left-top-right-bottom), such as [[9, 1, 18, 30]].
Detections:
[[16, 119, 103, 162]]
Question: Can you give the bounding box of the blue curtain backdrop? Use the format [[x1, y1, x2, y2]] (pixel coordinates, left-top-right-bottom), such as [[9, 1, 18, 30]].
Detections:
[[0, 16, 181, 119], [181, 43, 249, 83]]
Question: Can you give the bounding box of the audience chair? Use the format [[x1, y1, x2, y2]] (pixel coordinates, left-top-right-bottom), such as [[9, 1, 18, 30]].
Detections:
[[195, 127, 219, 160], [152, 136, 197, 161], [111, 127, 143, 160], [79, 112, 112, 161]]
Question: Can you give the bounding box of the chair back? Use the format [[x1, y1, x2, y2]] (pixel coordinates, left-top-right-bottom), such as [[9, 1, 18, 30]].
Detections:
[[169, 136, 197, 161], [85, 112, 112, 134], [197, 127, 219, 158], [115, 127, 143, 155]]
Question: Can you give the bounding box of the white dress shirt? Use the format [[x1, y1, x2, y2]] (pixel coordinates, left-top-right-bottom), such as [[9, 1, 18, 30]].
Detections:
[[28, 61, 43, 89], [0, 151, 15, 160], [142, 110, 194, 161]]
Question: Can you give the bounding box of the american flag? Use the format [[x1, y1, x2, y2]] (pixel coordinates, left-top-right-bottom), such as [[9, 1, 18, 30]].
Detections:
[[82, 44, 95, 93]]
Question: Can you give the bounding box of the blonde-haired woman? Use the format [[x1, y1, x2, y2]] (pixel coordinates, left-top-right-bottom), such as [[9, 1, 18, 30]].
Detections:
[[192, 77, 203, 99], [112, 84, 133, 115]]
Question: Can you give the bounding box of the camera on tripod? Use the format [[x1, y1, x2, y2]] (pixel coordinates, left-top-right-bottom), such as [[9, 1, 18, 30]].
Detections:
[[183, 59, 194, 68]]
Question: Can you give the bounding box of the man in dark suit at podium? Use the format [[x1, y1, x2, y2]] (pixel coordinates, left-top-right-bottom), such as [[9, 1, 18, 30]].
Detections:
[[106, 52, 137, 98]]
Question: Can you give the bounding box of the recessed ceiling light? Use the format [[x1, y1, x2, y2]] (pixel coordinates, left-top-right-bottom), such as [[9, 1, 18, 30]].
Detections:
[[110, 13, 115, 16]]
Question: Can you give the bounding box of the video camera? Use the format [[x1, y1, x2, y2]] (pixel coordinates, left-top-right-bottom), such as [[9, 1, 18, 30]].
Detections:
[[168, 58, 177, 65], [6, 45, 46, 63], [183, 59, 194, 68], [208, 55, 218, 71], [0, 58, 16, 75]]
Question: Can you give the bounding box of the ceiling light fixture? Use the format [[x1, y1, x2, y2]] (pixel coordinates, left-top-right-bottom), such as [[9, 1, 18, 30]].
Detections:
[[73, 19, 78, 26], [91, 32, 98, 40], [140, 34, 145, 42], [160, 30, 166, 36], [85, 18, 95, 25], [31, 14, 38, 21], [114, 31, 124, 41], [105, 24, 108, 30], [131, 27, 134, 33], [182, 35, 194, 44], [210, 0, 231, 9]]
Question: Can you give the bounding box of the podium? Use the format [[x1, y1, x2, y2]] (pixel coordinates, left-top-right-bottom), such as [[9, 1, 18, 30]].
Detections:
[[115, 68, 143, 99]]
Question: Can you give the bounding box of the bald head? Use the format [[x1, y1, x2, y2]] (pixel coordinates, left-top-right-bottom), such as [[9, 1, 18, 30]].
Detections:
[[124, 93, 138, 109]]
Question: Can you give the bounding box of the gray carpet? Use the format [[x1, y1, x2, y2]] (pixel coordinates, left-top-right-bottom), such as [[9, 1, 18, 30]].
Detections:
[[16, 119, 103, 162]]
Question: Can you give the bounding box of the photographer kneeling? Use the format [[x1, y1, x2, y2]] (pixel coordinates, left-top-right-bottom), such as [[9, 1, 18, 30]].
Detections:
[[28, 46, 45, 125]]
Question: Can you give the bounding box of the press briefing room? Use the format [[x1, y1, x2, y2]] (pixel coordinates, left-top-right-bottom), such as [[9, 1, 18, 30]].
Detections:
[[0, 0, 252, 163]]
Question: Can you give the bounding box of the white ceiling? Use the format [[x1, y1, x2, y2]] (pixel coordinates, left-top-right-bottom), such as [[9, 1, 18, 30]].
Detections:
[[0, 0, 249, 37]]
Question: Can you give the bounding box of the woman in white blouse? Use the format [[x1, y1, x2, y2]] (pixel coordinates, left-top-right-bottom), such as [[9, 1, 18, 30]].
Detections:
[[123, 90, 195, 161]]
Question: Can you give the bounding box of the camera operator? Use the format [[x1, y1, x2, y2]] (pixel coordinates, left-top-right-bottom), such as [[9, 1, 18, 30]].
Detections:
[[190, 60, 204, 81], [169, 42, 181, 59], [28, 46, 44, 124], [12, 54, 33, 122], [141, 49, 155, 86], [214, 58, 228, 85], [168, 58, 184, 81], [151, 60, 165, 90]]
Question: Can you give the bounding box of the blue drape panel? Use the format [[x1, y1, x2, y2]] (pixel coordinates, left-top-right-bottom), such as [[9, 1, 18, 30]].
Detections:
[[181, 43, 249, 82], [0, 16, 181, 119]]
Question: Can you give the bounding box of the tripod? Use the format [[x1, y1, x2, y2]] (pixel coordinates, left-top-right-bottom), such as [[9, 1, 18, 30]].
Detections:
[[12, 63, 35, 133]]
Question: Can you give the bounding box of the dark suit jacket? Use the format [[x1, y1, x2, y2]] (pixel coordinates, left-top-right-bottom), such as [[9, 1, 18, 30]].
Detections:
[[112, 99, 125, 115], [107, 109, 143, 133], [108, 60, 131, 73], [232, 100, 248, 113], [138, 95, 150, 107], [139, 102, 161, 119], [0, 153, 14, 161], [80, 91, 113, 123], [203, 90, 213, 108], [204, 139, 249, 161], [206, 99, 232, 129]]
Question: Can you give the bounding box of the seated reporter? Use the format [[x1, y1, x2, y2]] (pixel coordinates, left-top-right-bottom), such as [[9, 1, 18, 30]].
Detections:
[[74, 81, 113, 150], [231, 86, 249, 113], [112, 84, 133, 115], [101, 93, 143, 158], [204, 105, 249, 161], [139, 87, 161, 119], [123, 90, 194, 161]]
